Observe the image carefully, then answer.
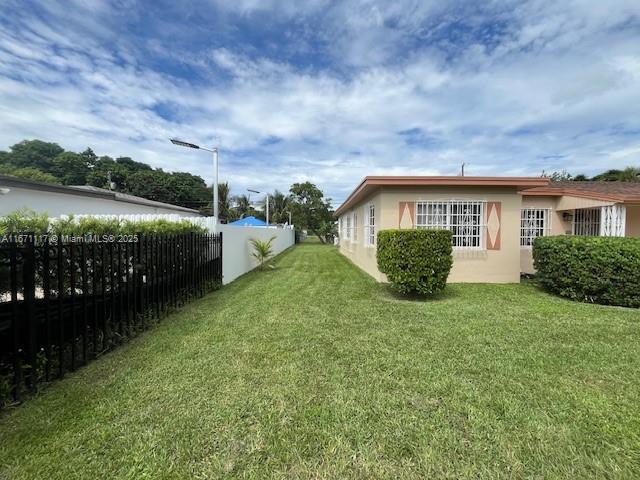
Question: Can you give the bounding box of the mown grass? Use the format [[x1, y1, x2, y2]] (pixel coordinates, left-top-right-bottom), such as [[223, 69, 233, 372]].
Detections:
[[1, 243, 639, 479]]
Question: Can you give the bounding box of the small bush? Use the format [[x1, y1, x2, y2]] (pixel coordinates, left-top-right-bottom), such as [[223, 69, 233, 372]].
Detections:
[[377, 229, 453, 295], [533, 236, 640, 308]]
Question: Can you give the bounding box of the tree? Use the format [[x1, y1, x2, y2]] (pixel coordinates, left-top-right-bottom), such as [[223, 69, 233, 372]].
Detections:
[[233, 194, 256, 219], [592, 167, 640, 182], [3, 139, 64, 172], [268, 190, 292, 224], [249, 236, 277, 269], [0, 164, 60, 183], [541, 169, 573, 182], [289, 182, 335, 243], [51, 152, 90, 184], [86, 156, 128, 190], [216, 182, 238, 222]]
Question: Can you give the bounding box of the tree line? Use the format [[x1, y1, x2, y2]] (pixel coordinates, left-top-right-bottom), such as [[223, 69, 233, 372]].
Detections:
[[542, 167, 640, 182], [0, 139, 336, 241]]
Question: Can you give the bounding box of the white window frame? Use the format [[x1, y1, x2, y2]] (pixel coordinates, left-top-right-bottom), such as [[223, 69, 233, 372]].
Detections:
[[415, 200, 486, 250], [364, 203, 375, 247], [520, 208, 550, 248], [345, 214, 351, 241], [352, 211, 358, 243]]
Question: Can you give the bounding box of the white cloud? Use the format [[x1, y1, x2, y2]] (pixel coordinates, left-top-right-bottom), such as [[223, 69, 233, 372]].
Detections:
[[0, 0, 639, 206]]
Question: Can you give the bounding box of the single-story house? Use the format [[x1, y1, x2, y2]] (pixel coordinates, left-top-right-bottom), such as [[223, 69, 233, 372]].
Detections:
[[0, 175, 202, 217], [335, 176, 640, 283]]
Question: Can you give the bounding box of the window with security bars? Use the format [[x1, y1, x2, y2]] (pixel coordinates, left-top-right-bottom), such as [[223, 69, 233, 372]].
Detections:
[[520, 208, 549, 247], [573, 208, 600, 236], [365, 204, 375, 246], [415, 201, 485, 249]]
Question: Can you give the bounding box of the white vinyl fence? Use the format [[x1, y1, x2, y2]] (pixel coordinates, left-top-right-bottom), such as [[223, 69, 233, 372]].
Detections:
[[53, 214, 295, 285], [217, 224, 294, 284]]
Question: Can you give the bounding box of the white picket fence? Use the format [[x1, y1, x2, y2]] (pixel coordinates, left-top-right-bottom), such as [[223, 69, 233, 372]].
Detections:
[[54, 213, 295, 284]]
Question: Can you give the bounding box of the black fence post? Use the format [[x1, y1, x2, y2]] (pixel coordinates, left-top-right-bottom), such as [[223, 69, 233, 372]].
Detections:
[[23, 234, 37, 391], [42, 236, 51, 382], [81, 241, 88, 365]]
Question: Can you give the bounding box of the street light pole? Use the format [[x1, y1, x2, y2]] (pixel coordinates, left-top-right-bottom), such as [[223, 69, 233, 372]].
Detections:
[[248, 188, 269, 225], [213, 149, 219, 221], [170, 139, 219, 223]]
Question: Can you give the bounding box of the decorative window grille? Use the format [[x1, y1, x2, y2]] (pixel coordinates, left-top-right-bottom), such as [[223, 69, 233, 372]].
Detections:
[[339, 217, 343, 238], [352, 211, 358, 243], [573, 208, 600, 236], [345, 214, 351, 241], [600, 205, 626, 237], [365, 204, 375, 246], [520, 208, 549, 247], [416, 201, 485, 249]]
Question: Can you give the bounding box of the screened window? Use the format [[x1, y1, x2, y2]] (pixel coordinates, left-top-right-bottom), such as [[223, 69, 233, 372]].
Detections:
[[352, 212, 358, 243], [416, 201, 485, 249], [365, 204, 375, 246], [345, 214, 351, 241], [573, 208, 600, 236], [520, 208, 549, 247]]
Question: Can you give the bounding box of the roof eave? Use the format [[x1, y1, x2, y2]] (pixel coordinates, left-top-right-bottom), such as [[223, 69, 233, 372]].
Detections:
[[335, 176, 550, 216]]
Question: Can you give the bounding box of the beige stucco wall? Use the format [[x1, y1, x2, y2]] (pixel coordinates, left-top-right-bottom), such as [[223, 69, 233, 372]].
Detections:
[[339, 186, 524, 283], [626, 205, 640, 237], [338, 190, 385, 281]]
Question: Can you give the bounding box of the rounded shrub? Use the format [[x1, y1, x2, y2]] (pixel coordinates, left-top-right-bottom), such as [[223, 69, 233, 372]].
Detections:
[[533, 235, 640, 308], [377, 229, 453, 295]]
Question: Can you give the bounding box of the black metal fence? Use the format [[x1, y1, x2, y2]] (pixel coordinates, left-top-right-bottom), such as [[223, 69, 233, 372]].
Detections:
[[0, 232, 222, 404]]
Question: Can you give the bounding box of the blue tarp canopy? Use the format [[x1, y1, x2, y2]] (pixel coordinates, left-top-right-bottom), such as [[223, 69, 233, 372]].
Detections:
[[228, 216, 268, 227]]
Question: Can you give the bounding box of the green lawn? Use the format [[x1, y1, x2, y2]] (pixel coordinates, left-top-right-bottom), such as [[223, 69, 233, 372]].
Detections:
[[1, 243, 639, 479]]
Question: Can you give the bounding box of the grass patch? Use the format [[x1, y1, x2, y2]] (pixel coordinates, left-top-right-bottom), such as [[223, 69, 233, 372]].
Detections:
[[1, 244, 639, 479]]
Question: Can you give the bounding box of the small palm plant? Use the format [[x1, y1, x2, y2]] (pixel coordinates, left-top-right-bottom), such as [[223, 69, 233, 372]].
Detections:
[[249, 236, 277, 269]]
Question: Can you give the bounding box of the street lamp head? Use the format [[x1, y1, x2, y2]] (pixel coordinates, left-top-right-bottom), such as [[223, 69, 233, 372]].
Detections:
[[247, 188, 260, 194], [170, 138, 200, 149]]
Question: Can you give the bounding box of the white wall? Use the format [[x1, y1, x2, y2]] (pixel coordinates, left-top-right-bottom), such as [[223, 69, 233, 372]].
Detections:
[[0, 187, 197, 217], [216, 225, 295, 284]]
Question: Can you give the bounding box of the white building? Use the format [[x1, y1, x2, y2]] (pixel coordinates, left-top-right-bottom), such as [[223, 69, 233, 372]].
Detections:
[[0, 175, 202, 217]]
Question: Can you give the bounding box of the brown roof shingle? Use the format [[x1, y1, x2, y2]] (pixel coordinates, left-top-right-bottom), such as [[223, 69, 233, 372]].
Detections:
[[523, 181, 640, 203]]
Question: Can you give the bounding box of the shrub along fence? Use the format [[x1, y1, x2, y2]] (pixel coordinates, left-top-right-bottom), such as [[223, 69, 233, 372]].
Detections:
[[0, 232, 222, 404]]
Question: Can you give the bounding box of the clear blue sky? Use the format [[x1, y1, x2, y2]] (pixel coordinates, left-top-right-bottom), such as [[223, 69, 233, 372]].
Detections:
[[1, 0, 639, 205]]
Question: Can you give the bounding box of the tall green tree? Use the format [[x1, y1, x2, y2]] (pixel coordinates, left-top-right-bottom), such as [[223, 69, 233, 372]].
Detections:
[[233, 194, 256, 219], [3, 139, 64, 172], [289, 182, 335, 243], [0, 164, 60, 183], [51, 152, 90, 184], [267, 190, 292, 224], [216, 182, 239, 222], [592, 167, 640, 182]]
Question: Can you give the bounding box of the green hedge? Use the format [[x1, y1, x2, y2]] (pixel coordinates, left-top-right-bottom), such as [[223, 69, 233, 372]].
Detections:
[[0, 208, 205, 235], [533, 235, 640, 308], [377, 229, 453, 295]]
